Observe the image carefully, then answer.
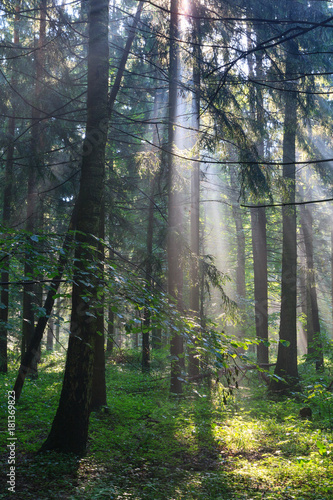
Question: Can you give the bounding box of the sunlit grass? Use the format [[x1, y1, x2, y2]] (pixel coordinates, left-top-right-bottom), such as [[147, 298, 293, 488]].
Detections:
[[1, 353, 333, 499]]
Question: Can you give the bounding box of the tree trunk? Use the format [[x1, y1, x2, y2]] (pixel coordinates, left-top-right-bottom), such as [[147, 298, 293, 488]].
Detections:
[[41, 0, 109, 454], [251, 207, 269, 365], [331, 227, 333, 338], [0, 1, 20, 374], [271, 42, 299, 392], [152, 327, 162, 349], [47, 317, 54, 351], [300, 204, 323, 369], [246, 32, 268, 361], [106, 307, 114, 353], [91, 202, 107, 410], [168, 0, 184, 394], [188, 0, 201, 379], [21, 0, 47, 378], [142, 186, 154, 372], [142, 84, 163, 373], [230, 198, 246, 340], [55, 296, 61, 347]]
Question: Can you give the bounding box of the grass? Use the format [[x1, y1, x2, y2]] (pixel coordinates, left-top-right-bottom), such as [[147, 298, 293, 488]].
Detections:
[[1, 350, 333, 499]]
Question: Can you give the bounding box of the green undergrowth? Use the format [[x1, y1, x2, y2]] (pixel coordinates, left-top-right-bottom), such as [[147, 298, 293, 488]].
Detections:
[[1, 351, 333, 499]]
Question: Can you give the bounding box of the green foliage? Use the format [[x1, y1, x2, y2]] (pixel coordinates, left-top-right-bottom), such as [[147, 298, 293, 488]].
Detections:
[[1, 353, 333, 499]]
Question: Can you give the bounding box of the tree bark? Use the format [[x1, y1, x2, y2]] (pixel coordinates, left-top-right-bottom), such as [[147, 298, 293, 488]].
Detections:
[[300, 204, 323, 369], [21, 0, 47, 378], [246, 31, 268, 362], [0, 0, 21, 373], [331, 227, 333, 338], [91, 201, 107, 410], [271, 41, 299, 392], [230, 197, 246, 340], [41, 0, 109, 454], [106, 307, 114, 353], [142, 85, 163, 373], [168, 0, 184, 394], [142, 183, 154, 372], [46, 317, 54, 351], [188, 0, 201, 379], [251, 207, 269, 365]]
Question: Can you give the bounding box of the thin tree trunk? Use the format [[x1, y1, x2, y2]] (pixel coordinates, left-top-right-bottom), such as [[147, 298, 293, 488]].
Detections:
[[47, 317, 54, 351], [108, 1, 143, 118], [331, 227, 333, 338], [247, 31, 269, 363], [168, 0, 184, 394], [188, 0, 201, 379], [21, 0, 47, 378], [106, 307, 114, 353], [142, 85, 162, 373], [142, 185, 154, 372], [251, 207, 269, 365], [300, 204, 323, 369], [55, 296, 60, 347], [91, 201, 107, 410], [299, 244, 308, 352], [0, 1, 21, 373], [152, 327, 162, 349], [231, 199, 246, 340]]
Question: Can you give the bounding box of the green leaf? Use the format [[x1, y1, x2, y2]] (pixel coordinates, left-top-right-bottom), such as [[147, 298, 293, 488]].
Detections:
[[317, 441, 327, 456], [280, 340, 290, 347]]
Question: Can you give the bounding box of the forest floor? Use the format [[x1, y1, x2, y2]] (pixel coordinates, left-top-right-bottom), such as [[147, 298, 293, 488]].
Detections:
[[1, 350, 333, 500]]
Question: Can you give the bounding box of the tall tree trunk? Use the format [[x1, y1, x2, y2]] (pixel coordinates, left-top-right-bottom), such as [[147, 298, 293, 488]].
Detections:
[[47, 317, 54, 351], [300, 204, 323, 369], [188, 0, 201, 379], [106, 307, 114, 353], [247, 31, 269, 363], [142, 182, 154, 372], [331, 227, 333, 338], [91, 202, 107, 410], [142, 84, 163, 373], [55, 296, 61, 347], [230, 197, 246, 340], [271, 41, 299, 392], [106, 215, 115, 354], [21, 0, 47, 378], [251, 207, 269, 365], [299, 245, 308, 352], [0, 0, 21, 373], [41, 0, 109, 454], [168, 0, 184, 394]]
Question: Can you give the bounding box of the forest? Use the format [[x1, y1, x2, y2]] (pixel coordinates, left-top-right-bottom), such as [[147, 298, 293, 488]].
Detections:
[[1, 0, 333, 498]]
